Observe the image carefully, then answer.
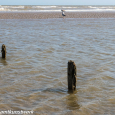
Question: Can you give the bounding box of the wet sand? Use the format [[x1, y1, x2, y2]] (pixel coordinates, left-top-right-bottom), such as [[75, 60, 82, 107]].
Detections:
[[0, 12, 115, 19]]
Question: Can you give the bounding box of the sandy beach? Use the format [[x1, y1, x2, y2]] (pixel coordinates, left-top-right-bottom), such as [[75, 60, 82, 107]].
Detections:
[[0, 12, 115, 19]]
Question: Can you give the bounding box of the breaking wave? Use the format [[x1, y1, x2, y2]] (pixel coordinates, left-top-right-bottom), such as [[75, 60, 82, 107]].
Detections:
[[0, 5, 115, 12]]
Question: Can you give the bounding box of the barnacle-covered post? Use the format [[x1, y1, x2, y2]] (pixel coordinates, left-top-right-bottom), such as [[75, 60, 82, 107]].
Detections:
[[67, 60, 77, 90], [1, 44, 6, 59]]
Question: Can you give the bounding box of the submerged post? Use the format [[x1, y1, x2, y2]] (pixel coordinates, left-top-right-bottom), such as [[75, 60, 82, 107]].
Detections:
[[67, 60, 77, 90], [1, 44, 6, 59]]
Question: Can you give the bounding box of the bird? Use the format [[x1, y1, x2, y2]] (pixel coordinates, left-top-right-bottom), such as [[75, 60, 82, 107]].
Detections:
[[61, 9, 66, 17]]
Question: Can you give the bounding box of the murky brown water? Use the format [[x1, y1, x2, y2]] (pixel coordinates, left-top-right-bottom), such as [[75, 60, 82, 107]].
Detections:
[[0, 18, 115, 115]]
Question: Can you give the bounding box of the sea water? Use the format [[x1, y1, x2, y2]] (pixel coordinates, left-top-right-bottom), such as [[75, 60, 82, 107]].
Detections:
[[0, 5, 115, 12], [0, 8, 115, 115]]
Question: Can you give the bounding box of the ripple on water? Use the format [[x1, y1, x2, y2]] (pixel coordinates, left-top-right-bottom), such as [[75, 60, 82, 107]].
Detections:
[[0, 18, 115, 114]]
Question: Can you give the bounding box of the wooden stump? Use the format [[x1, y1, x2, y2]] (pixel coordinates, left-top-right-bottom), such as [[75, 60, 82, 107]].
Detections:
[[1, 44, 6, 59], [67, 60, 77, 90]]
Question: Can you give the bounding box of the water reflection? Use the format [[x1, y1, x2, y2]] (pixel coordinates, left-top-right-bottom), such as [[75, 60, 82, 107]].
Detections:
[[0, 58, 8, 66], [34, 88, 80, 110], [66, 90, 80, 110]]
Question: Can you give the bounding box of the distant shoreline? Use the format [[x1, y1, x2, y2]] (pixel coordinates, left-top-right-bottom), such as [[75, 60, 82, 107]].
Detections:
[[0, 11, 115, 19]]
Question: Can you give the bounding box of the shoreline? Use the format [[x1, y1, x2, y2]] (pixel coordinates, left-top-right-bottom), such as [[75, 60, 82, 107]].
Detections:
[[0, 11, 115, 19]]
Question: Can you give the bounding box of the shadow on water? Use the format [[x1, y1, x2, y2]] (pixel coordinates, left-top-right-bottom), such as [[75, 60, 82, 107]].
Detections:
[[42, 88, 80, 110], [43, 88, 67, 93], [32, 88, 80, 110], [33, 88, 68, 94], [0, 57, 8, 66]]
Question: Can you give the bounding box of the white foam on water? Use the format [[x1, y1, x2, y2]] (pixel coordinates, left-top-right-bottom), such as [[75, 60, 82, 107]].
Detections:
[[0, 5, 115, 12]]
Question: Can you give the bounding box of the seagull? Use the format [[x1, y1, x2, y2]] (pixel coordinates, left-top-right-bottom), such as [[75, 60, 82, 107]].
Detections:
[[61, 9, 66, 17]]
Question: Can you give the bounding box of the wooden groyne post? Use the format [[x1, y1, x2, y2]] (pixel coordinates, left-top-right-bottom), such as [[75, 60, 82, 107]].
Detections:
[[67, 60, 77, 90], [1, 44, 6, 59]]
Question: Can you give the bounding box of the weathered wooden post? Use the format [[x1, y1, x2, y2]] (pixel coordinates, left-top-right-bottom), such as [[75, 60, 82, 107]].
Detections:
[[1, 44, 6, 59], [67, 60, 77, 90]]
